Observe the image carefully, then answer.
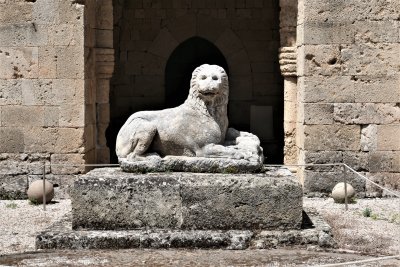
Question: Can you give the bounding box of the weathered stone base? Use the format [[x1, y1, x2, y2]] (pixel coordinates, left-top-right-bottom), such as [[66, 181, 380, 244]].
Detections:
[[36, 208, 335, 250], [119, 155, 263, 173], [70, 168, 303, 230]]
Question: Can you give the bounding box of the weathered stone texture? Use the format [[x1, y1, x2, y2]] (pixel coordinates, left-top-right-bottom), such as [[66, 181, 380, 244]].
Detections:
[[22, 79, 55, 105], [354, 21, 399, 44], [300, 15, 399, 45], [304, 125, 360, 151], [0, 152, 78, 199], [377, 125, 400, 151], [283, 77, 298, 165], [303, 170, 366, 197], [301, 0, 400, 23], [71, 168, 303, 231], [0, 0, 89, 195], [36, 207, 335, 250], [48, 24, 83, 47], [56, 46, 84, 79], [279, 47, 296, 76], [180, 174, 301, 230], [2, 106, 44, 127], [0, 128, 24, 153], [0, 153, 50, 176], [0, 1, 33, 24], [342, 152, 370, 172], [366, 172, 400, 197], [334, 104, 400, 125], [0, 80, 23, 105], [50, 154, 85, 175], [0, 47, 38, 79], [341, 44, 400, 76], [0, 175, 28, 200], [31, 0, 58, 24], [301, 150, 369, 173], [300, 22, 354, 45], [354, 76, 400, 103], [297, 45, 342, 77], [369, 151, 400, 173], [23, 127, 57, 153], [298, 0, 400, 195], [361, 125, 377, 152], [38, 47, 57, 78], [299, 76, 354, 103], [59, 104, 85, 127], [303, 104, 333, 125], [0, 24, 48, 47]]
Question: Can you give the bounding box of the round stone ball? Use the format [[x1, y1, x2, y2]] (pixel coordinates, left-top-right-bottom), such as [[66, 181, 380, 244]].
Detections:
[[331, 182, 355, 203], [27, 180, 54, 204]]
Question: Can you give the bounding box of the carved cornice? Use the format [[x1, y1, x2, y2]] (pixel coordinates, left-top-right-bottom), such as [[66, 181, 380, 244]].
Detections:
[[279, 47, 297, 77]]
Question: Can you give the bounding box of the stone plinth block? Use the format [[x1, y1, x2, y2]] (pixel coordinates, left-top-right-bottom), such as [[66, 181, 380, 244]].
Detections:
[[71, 168, 303, 231], [36, 207, 335, 250], [120, 154, 263, 174]]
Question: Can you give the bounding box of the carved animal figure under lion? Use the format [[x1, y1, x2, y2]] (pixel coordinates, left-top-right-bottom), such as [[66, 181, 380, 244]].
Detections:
[[116, 64, 264, 173]]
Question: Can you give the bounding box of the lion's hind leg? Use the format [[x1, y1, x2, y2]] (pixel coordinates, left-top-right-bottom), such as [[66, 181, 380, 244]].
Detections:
[[116, 118, 157, 159]]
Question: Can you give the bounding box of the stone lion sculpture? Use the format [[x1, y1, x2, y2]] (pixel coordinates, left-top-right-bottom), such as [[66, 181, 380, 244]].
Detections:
[[116, 64, 263, 172]]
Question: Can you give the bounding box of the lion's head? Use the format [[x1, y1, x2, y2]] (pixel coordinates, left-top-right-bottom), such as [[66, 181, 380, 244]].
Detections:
[[188, 64, 229, 107], [184, 64, 229, 139]]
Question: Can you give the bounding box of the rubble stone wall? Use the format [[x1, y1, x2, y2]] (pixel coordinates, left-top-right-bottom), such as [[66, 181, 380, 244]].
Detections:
[[297, 0, 400, 196]]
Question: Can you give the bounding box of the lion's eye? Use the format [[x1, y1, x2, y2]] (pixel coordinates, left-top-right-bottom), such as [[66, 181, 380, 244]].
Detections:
[[212, 75, 218, 80], [201, 75, 207, 80]]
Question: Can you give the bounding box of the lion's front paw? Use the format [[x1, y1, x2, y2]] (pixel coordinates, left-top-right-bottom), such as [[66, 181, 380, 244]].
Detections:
[[127, 152, 161, 162], [231, 150, 252, 160]]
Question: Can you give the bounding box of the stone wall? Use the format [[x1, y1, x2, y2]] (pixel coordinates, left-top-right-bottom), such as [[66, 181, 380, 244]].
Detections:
[[297, 0, 400, 196], [94, 0, 113, 164], [0, 0, 94, 198], [1, 0, 398, 199]]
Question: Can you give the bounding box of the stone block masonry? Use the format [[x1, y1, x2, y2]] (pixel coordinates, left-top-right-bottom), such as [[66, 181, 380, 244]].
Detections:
[[0, 0, 399, 199], [71, 168, 303, 231], [0, 0, 100, 199], [297, 0, 400, 196]]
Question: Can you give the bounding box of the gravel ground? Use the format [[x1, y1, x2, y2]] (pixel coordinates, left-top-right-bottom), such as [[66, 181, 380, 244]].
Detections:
[[0, 199, 71, 256], [0, 197, 399, 263], [303, 197, 400, 256], [2, 248, 400, 267]]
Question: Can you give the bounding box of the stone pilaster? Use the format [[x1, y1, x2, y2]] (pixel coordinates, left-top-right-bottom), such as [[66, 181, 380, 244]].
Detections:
[[279, 0, 299, 166], [279, 47, 298, 165]]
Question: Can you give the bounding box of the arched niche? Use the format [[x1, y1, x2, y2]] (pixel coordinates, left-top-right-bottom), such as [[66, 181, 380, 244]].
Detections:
[[165, 37, 229, 108], [106, 0, 283, 164]]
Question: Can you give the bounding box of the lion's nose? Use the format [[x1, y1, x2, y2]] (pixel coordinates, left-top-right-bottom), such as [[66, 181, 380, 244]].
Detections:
[[208, 85, 219, 92]]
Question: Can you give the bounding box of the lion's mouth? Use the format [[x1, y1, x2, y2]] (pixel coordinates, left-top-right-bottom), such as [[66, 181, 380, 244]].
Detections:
[[201, 92, 217, 97]]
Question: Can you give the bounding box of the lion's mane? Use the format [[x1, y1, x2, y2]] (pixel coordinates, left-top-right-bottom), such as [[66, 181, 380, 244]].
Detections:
[[184, 64, 229, 137]]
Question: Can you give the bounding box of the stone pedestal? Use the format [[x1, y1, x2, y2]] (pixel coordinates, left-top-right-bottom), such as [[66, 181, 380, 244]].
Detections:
[[70, 168, 303, 231]]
